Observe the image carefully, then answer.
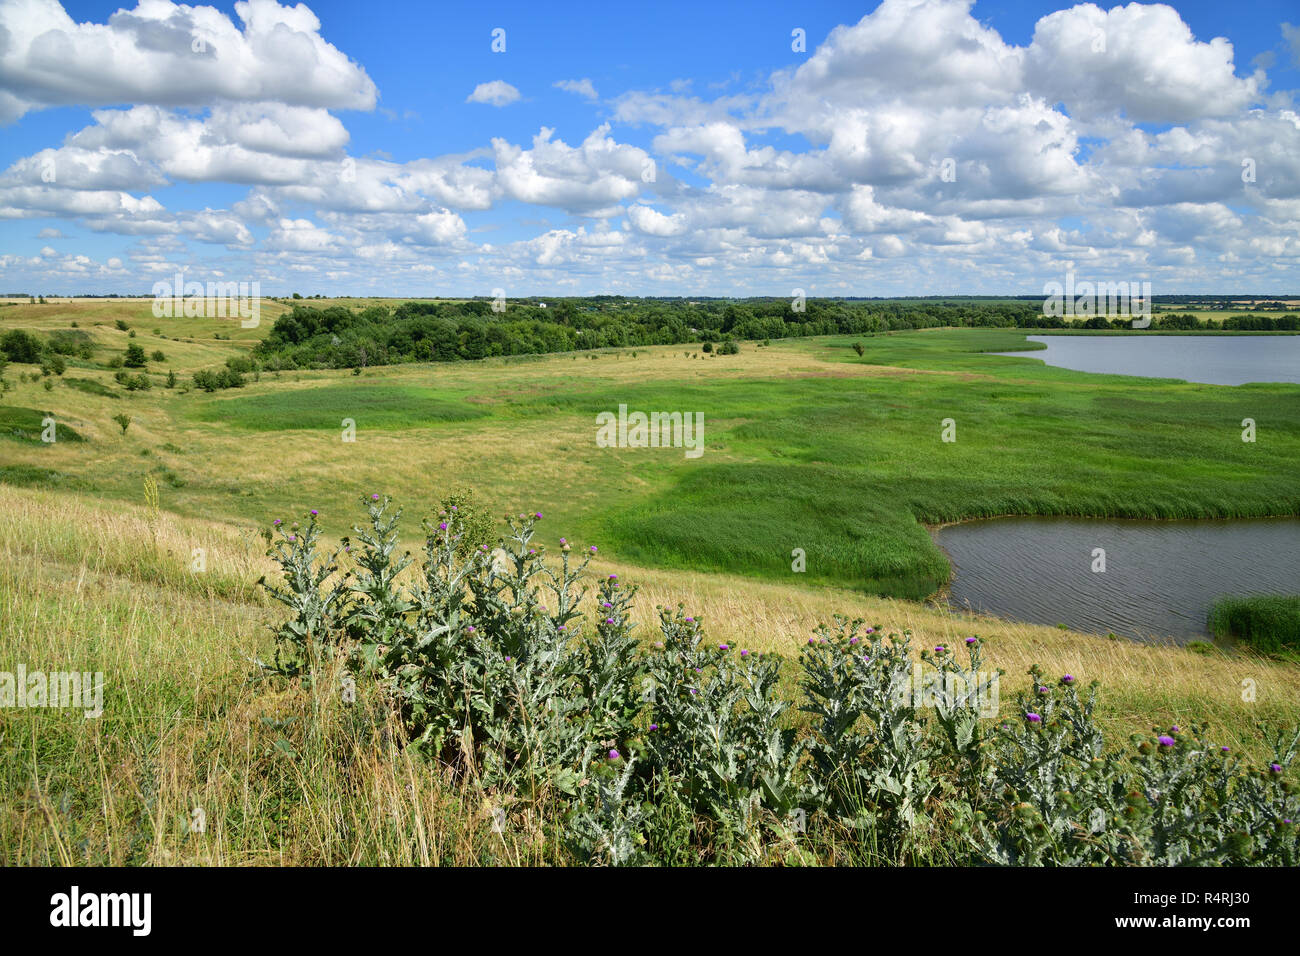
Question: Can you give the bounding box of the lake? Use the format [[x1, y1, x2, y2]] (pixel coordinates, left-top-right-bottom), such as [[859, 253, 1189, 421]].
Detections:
[[932, 516, 1300, 643], [998, 334, 1300, 385]]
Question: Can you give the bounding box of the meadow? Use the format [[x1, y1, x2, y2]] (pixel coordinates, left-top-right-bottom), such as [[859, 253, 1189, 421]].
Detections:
[[2, 298, 1299, 865]]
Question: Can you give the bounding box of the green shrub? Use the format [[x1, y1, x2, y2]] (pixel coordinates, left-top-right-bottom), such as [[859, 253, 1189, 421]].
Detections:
[[1209, 595, 1300, 655], [192, 367, 246, 391], [1, 329, 43, 364], [123, 343, 147, 368], [46, 329, 91, 356]]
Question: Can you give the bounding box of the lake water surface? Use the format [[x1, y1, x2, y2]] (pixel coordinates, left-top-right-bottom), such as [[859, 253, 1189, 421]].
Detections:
[[997, 335, 1300, 385], [933, 516, 1300, 643]]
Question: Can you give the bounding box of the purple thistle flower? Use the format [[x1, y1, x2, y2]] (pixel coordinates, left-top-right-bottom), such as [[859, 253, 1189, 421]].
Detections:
[[273, 519, 282, 526], [535, 512, 543, 519], [965, 637, 977, 645], [1158, 735, 1176, 747], [605, 617, 615, 624], [438, 521, 447, 530], [1170, 725, 1180, 733], [371, 493, 380, 500], [1221, 746, 1231, 752], [1271, 763, 1283, 773], [589, 545, 597, 553], [649, 724, 659, 731], [685, 617, 694, 623], [310, 509, 318, 516], [1026, 713, 1042, 723], [740, 649, 749, 656], [1038, 686, 1049, 694], [719, 644, 729, 651], [1062, 674, 1075, 683], [608, 749, 619, 760], [467, 625, 476, 633]]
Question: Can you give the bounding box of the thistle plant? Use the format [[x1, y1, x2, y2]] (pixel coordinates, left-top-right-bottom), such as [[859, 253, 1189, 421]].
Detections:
[[255, 495, 1300, 867]]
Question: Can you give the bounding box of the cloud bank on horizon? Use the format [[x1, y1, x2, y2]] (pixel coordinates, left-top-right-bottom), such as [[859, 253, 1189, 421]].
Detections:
[[1, 0, 1299, 296]]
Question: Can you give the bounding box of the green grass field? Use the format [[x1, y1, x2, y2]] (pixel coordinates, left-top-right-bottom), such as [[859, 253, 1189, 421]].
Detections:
[[5, 308, 1297, 598]]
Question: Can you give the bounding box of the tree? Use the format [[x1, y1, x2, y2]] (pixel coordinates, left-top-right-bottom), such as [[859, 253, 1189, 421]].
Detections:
[[112, 413, 132, 435], [124, 343, 147, 368]]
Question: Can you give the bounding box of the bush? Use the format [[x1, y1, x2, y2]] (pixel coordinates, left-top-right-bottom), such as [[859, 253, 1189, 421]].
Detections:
[[257, 497, 1300, 866], [192, 367, 246, 391], [701, 341, 713, 353], [151, 350, 166, 362], [1209, 595, 1300, 655], [718, 339, 739, 355], [1, 329, 43, 364], [123, 343, 147, 368]]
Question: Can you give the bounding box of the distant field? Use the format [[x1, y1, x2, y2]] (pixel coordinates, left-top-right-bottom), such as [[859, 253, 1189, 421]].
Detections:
[[4, 300, 1298, 599]]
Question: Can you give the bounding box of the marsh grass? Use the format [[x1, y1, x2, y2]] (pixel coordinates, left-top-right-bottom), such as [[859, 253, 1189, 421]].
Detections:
[[1209, 595, 1300, 656]]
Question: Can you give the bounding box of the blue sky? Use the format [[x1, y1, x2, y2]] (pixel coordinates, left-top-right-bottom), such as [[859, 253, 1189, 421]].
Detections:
[[2, 0, 1299, 296]]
